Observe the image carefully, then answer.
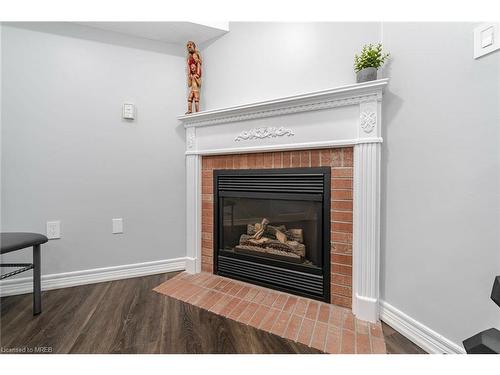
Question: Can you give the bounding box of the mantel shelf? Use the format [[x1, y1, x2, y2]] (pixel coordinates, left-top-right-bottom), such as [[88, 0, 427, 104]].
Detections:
[[178, 79, 389, 128]]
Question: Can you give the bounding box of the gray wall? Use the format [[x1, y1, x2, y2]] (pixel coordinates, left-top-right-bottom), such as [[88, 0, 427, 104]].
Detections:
[[1, 25, 187, 274], [201, 22, 500, 346], [380, 22, 500, 346], [201, 22, 381, 110]]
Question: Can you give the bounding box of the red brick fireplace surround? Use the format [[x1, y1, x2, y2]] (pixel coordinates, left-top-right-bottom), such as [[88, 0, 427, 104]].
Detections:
[[200, 148, 353, 308]]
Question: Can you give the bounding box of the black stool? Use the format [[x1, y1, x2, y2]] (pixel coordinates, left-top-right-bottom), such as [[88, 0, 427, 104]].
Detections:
[[1, 232, 48, 315]]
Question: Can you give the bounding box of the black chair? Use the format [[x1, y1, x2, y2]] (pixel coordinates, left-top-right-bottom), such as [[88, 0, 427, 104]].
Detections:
[[1, 232, 48, 315], [463, 276, 500, 354]]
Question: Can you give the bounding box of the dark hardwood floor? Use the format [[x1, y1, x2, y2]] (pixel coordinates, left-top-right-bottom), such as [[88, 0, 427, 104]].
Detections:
[[0, 272, 425, 354], [381, 322, 427, 354]]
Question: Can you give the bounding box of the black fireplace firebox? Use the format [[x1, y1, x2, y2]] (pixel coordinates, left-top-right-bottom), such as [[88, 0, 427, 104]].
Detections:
[[213, 167, 331, 302]]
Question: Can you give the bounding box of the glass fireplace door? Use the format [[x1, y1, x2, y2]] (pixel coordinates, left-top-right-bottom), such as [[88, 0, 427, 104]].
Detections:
[[214, 167, 330, 302]]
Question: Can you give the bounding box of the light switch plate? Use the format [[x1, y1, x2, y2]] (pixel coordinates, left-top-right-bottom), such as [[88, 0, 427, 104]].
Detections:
[[474, 22, 500, 59], [122, 103, 135, 120], [480, 27, 494, 48], [112, 218, 123, 234], [46, 220, 61, 239]]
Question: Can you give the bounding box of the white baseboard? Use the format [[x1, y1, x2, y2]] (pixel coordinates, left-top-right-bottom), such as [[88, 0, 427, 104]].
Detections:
[[380, 300, 465, 354], [0, 257, 186, 297]]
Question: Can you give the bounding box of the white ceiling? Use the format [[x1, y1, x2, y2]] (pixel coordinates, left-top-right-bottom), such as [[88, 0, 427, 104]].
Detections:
[[77, 22, 229, 46]]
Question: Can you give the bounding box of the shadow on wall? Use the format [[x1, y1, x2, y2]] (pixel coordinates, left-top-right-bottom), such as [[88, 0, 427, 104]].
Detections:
[[176, 119, 186, 143], [379, 58, 404, 298]]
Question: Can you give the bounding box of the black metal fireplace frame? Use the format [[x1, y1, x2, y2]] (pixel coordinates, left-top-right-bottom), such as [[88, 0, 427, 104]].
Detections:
[[213, 167, 331, 302]]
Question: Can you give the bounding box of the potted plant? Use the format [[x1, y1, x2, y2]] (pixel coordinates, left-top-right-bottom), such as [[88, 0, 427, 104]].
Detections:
[[354, 43, 390, 83]]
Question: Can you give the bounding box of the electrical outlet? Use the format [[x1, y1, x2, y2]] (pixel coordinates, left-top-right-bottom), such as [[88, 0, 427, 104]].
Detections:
[[46, 221, 61, 239], [112, 218, 123, 234], [122, 103, 135, 120]]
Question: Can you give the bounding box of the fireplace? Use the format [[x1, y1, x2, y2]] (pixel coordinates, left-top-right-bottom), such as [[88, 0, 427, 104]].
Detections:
[[213, 167, 331, 302], [180, 80, 388, 322]]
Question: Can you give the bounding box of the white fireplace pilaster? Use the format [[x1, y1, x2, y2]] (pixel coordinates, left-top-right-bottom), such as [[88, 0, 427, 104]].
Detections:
[[179, 79, 388, 323], [185, 151, 202, 274], [352, 142, 381, 322], [351, 99, 382, 322]]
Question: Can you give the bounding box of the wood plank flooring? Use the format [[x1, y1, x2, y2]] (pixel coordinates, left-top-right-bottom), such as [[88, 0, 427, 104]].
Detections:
[[0, 272, 425, 354], [381, 320, 427, 354]]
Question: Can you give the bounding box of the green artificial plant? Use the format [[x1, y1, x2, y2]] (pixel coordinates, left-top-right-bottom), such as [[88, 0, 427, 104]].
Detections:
[[354, 43, 390, 72]]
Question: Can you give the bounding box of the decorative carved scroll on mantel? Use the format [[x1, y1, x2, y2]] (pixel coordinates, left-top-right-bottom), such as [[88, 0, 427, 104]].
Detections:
[[234, 126, 295, 142], [360, 111, 377, 133], [187, 133, 195, 148]]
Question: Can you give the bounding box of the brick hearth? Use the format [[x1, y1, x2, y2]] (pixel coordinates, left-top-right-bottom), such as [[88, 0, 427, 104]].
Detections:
[[200, 148, 354, 308], [154, 272, 385, 354]]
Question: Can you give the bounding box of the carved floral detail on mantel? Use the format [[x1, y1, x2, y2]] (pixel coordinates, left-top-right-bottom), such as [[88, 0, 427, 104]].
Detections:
[[234, 127, 295, 142], [360, 111, 377, 133]]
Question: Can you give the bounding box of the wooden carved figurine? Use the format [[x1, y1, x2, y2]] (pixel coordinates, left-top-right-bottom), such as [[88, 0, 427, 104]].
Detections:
[[185, 40, 202, 114]]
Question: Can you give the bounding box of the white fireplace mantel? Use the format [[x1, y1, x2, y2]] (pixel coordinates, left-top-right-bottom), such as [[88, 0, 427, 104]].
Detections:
[[179, 79, 388, 323]]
